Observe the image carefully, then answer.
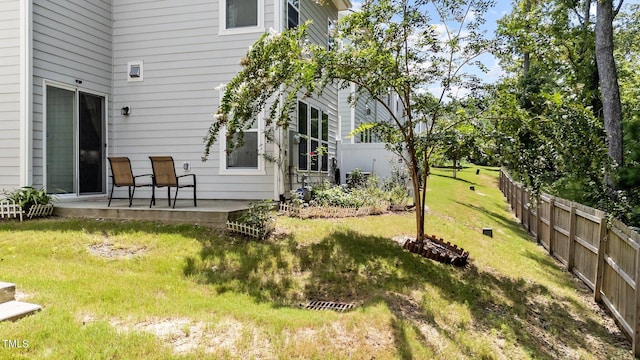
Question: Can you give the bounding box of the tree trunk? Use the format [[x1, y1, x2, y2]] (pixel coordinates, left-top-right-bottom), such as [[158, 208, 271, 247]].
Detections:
[[411, 163, 424, 241], [453, 158, 458, 179], [408, 147, 424, 242], [596, 0, 623, 167], [523, 0, 531, 77]]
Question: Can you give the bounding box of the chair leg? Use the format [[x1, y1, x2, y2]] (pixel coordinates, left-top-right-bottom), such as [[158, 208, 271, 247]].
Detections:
[[173, 187, 179, 209], [130, 187, 135, 207], [108, 182, 115, 207], [193, 177, 197, 207], [167, 187, 171, 207], [150, 186, 157, 208]]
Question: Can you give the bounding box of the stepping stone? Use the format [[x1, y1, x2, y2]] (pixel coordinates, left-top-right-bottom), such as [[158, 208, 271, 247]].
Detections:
[[0, 282, 16, 304], [0, 300, 41, 322]]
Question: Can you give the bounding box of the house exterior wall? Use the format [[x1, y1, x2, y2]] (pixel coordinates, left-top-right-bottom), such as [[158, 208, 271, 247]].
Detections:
[[337, 142, 401, 184], [287, 0, 339, 189], [0, 1, 22, 190], [6, 0, 345, 201], [109, 0, 277, 200], [30, 0, 113, 187]]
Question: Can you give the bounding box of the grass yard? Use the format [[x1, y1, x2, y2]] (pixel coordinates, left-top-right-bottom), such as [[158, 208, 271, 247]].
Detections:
[[0, 166, 632, 359]]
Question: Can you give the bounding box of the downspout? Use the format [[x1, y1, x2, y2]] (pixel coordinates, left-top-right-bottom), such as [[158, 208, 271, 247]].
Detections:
[[20, 0, 33, 187], [350, 83, 355, 144], [273, 0, 283, 201]]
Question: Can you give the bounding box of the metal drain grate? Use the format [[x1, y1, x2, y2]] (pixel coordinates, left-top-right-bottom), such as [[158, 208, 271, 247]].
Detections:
[[304, 300, 355, 312]]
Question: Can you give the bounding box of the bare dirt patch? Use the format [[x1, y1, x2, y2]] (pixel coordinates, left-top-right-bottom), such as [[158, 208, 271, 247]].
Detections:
[[108, 316, 274, 358], [88, 242, 146, 259]]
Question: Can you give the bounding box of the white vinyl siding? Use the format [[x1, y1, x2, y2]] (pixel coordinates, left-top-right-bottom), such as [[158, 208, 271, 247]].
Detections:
[[31, 0, 113, 188], [110, 0, 276, 200], [288, 0, 338, 184], [0, 1, 22, 189]]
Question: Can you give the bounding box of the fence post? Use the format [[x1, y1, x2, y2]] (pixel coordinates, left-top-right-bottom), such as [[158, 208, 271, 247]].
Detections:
[[535, 200, 541, 243], [524, 189, 531, 232], [567, 205, 576, 272], [513, 182, 517, 212], [520, 186, 525, 226], [548, 198, 555, 255], [594, 216, 608, 303], [634, 241, 640, 357]]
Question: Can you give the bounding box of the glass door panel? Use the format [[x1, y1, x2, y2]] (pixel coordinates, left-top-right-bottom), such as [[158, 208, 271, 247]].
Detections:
[[79, 92, 105, 194], [46, 86, 75, 194]]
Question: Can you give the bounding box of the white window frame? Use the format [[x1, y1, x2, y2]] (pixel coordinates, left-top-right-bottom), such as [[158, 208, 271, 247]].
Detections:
[[219, 0, 265, 35], [297, 101, 329, 173], [219, 116, 266, 175], [286, 0, 300, 30], [42, 79, 109, 197]]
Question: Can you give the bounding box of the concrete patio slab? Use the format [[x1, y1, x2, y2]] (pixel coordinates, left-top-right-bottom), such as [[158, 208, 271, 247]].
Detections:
[[54, 198, 252, 228]]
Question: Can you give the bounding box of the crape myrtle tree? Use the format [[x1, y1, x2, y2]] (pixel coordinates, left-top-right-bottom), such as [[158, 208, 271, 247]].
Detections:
[[203, 0, 494, 241]]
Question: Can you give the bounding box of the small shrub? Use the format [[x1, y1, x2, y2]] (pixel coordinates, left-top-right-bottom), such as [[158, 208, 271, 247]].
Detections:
[[3, 186, 54, 213], [237, 200, 276, 237], [347, 168, 368, 189]]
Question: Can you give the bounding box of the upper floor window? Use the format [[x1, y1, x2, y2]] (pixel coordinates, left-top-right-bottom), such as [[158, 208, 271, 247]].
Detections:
[[287, 0, 299, 29], [327, 18, 336, 50], [221, 0, 264, 34]]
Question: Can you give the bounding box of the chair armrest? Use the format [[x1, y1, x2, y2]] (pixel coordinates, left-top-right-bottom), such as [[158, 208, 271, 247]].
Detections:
[[133, 173, 154, 179], [176, 173, 196, 186], [176, 174, 196, 179]]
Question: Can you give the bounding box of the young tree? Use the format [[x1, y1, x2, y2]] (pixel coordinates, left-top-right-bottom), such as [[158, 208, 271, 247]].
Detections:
[[204, 0, 494, 241]]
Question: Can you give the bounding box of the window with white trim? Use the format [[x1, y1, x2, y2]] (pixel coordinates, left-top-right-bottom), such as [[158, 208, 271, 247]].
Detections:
[[217, 84, 264, 174], [227, 124, 259, 169], [219, 118, 265, 174], [327, 18, 336, 50], [287, 0, 299, 29], [220, 0, 263, 34], [298, 101, 329, 172]]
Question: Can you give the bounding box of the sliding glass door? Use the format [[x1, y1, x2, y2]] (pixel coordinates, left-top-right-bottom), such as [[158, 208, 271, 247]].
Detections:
[[79, 92, 105, 194], [46, 84, 106, 195]]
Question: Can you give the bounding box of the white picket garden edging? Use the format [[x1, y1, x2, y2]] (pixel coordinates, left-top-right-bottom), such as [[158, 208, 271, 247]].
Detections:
[[0, 200, 23, 221], [226, 221, 275, 239]]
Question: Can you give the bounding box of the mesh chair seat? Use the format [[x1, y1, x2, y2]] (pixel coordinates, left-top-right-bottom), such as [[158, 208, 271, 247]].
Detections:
[[107, 157, 154, 207], [149, 156, 197, 208]]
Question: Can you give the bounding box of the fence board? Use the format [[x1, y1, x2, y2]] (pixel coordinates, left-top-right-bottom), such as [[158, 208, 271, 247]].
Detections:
[[499, 169, 640, 357], [552, 204, 571, 263]]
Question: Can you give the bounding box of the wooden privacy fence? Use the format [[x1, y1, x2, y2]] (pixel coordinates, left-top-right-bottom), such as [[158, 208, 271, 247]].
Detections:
[[500, 170, 640, 356]]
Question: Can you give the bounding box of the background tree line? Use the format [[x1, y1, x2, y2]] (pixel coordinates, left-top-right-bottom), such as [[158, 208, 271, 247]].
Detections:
[[476, 0, 640, 226]]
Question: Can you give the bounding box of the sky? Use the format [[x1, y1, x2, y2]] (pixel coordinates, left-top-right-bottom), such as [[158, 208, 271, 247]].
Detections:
[[345, 0, 639, 99], [347, 0, 513, 84]]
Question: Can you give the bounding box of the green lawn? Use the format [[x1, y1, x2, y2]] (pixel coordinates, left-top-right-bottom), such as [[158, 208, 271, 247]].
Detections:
[[0, 166, 632, 359]]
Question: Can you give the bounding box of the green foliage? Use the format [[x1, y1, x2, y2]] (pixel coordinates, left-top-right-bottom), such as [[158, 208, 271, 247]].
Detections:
[[346, 168, 368, 189], [238, 200, 276, 233], [207, 0, 494, 239], [311, 185, 365, 208], [496, 0, 601, 114], [203, 25, 320, 159], [0, 168, 631, 359], [491, 84, 609, 200], [309, 174, 407, 209], [492, 1, 640, 224], [3, 186, 54, 212]]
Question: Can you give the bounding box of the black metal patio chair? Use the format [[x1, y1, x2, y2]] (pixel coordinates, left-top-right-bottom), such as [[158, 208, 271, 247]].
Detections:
[[149, 156, 197, 209]]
